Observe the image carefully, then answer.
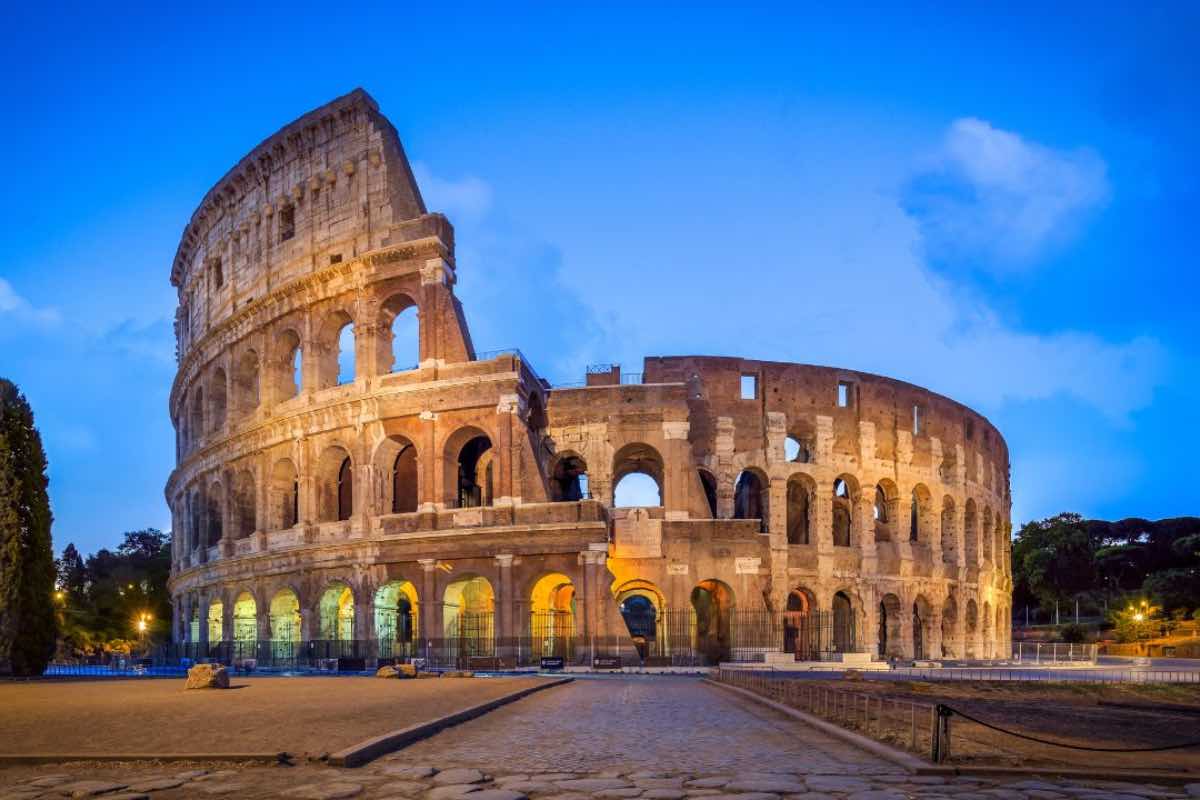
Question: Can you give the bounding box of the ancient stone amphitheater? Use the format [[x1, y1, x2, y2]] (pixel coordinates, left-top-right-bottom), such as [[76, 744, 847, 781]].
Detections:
[[166, 89, 1011, 669]]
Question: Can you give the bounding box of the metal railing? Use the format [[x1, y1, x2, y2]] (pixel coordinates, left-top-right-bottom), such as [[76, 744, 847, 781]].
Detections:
[[1012, 641, 1099, 664]]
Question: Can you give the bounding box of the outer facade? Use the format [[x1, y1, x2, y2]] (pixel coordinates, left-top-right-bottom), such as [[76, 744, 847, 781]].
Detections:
[[166, 90, 1012, 665]]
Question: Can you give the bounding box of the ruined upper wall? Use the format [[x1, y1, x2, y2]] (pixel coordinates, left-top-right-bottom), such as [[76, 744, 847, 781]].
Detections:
[[170, 88, 442, 359], [642, 355, 1010, 498]]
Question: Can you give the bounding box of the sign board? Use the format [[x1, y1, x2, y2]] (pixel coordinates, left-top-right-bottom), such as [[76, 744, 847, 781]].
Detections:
[[667, 563, 689, 575], [540, 656, 565, 671], [735, 557, 761, 574], [592, 655, 622, 670]]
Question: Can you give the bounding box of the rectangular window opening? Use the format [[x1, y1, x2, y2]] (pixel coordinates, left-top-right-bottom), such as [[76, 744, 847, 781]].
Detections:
[[837, 381, 852, 408], [740, 374, 757, 400], [913, 404, 923, 435], [279, 206, 295, 242]]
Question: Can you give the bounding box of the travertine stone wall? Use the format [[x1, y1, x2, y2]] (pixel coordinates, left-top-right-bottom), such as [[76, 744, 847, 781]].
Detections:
[[167, 90, 1011, 661]]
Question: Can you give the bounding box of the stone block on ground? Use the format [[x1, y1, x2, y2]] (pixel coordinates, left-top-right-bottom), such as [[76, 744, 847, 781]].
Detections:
[[56, 781, 129, 798], [185, 663, 230, 689], [432, 768, 489, 786]]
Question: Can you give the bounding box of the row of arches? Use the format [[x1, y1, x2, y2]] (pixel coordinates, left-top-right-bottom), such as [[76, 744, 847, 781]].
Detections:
[[178, 295, 419, 455]]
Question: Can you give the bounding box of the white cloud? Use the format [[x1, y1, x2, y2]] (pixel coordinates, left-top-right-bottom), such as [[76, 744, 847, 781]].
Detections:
[[0, 277, 60, 326], [413, 163, 493, 222], [905, 117, 1110, 270]]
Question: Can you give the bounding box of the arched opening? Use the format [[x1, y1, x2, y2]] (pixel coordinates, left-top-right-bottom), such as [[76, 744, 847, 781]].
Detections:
[[965, 599, 979, 658], [982, 506, 994, 561], [832, 591, 855, 653], [268, 458, 299, 530], [337, 322, 355, 385], [374, 580, 418, 659], [913, 595, 933, 660], [456, 435, 494, 508], [941, 496, 958, 564], [964, 499, 979, 565], [319, 582, 355, 641], [874, 481, 897, 542], [697, 469, 718, 518], [995, 513, 1007, 572], [530, 573, 576, 658], [371, 435, 419, 514], [832, 477, 854, 547], [234, 349, 260, 417], [784, 435, 811, 463], [210, 369, 227, 433], [550, 454, 589, 502], [612, 443, 664, 507], [380, 294, 419, 373], [912, 484, 933, 544], [233, 591, 257, 648], [615, 580, 665, 663], [317, 311, 353, 388], [941, 595, 959, 658], [786, 476, 811, 545], [878, 593, 902, 658], [317, 446, 353, 522], [783, 587, 815, 656], [733, 469, 768, 532], [205, 483, 223, 547], [443, 576, 494, 661], [189, 389, 204, 449], [190, 604, 201, 644], [206, 600, 223, 644], [232, 469, 256, 539], [269, 588, 301, 642], [276, 329, 303, 401], [691, 579, 734, 664]]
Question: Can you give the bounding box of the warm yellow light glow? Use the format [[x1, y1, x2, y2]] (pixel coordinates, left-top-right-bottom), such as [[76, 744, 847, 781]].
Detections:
[[54, 591, 64, 601], [1134, 612, 1144, 622], [137, 619, 147, 633]]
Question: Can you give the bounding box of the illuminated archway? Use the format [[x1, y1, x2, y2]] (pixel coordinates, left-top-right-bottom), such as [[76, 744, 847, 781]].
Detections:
[[530, 573, 575, 657], [233, 592, 257, 643], [269, 588, 301, 642], [319, 582, 356, 641], [443, 575, 494, 659], [691, 579, 735, 664], [375, 580, 419, 658], [207, 600, 223, 644]]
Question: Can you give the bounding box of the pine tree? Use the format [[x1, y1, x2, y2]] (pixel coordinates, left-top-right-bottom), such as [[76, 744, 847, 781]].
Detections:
[[0, 379, 57, 676]]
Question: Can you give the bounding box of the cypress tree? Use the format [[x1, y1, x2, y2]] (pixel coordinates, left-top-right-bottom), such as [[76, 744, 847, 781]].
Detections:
[[0, 379, 57, 676]]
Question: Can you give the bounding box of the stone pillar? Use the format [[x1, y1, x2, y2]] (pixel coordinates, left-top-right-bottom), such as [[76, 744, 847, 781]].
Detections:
[[928, 607, 943, 661], [494, 394, 519, 505], [495, 554, 514, 663], [767, 477, 789, 613], [221, 598, 233, 646], [420, 411, 438, 511], [198, 598, 211, 649], [662, 420, 691, 518], [356, 585, 375, 666], [715, 417, 735, 518], [419, 559, 441, 651]]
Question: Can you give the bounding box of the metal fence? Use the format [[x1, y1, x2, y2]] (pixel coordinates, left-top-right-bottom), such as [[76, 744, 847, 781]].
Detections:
[[1011, 641, 1099, 664]]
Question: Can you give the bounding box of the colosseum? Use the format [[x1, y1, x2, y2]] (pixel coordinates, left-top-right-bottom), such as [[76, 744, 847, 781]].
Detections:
[[165, 89, 1012, 670]]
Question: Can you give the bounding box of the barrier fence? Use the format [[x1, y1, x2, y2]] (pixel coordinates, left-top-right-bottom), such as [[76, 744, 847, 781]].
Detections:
[[1011, 641, 1099, 663]]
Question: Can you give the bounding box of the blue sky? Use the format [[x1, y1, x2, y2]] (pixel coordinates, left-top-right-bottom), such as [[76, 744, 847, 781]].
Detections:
[[1, 3, 1196, 557]]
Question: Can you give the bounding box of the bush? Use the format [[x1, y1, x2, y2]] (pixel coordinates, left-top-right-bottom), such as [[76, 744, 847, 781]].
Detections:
[[1059, 623, 1087, 643]]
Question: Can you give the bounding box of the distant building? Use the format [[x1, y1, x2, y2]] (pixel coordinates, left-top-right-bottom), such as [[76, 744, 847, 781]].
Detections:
[[166, 89, 1011, 666]]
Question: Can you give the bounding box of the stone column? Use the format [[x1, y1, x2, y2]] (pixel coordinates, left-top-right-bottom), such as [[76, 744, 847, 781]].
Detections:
[[494, 394, 520, 505], [198, 598, 211, 649], [495, 554, 514, 663], [356, 586, 376, 666], [419, 559, 441, 654], [420, 411, 438, 511]]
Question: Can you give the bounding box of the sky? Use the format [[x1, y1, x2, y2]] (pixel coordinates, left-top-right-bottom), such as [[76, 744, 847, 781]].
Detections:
[[1, 3, 1196, 557]]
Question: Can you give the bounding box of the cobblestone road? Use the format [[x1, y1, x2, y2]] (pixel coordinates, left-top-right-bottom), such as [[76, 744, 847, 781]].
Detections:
[[399, 676, 892, 774]]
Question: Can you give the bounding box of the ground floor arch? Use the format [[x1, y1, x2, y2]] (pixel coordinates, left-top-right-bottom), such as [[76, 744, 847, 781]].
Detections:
[[530, 573, 575, 658], [783, 586, 815, 654], [832, 591, 855, 653], [375, 580, 419, 658], [206, 600, 223, 645], [692, 579, 735, 664], [878, 593, 902, 658], [443, 575, 494, 661], [270, 588, 302, 643], [319, 582, 356, 641]]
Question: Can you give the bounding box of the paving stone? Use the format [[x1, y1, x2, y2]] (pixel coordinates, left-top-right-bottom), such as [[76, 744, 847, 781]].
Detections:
[[459, 791, 527, 800], [1186, 788, 1200, 800], [27, 775, 73, 788], [1, 791, 46, 800], [198, 785, 247, 796], [56, 781, 129, 798], [378, 781, 432, 795], [780, 793, 837, 800], [689, 792, 723, 797], [687, 780, 731, 790], [192, 771, 239, 782], [724, 781, 808, 795], [174, 770, 209, 780], [125, 778, 186, 792], [846, 791, 908, 800], [434, 770, 490, 786], [537, 794, 590, 800], [642, 790, 687, 800], [556, 780, 633, 792], [595, 790, 643, 799], [502, 782, 563, 795], [691, 794, 780, 800], [385, 767, 440, 780], [282, 784, 365, 800], [637, 780, 685, 790], [804, 777, 873, 794], [427, 786, 486, 800], [495, 777, 533, 785], [534, 776, 581, 782], [104, 795, 150, 800]]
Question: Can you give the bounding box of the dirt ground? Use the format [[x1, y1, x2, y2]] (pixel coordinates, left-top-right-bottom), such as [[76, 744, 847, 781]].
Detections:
[[0, 675, 548, 758], [804, 678, 1200, 774]]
